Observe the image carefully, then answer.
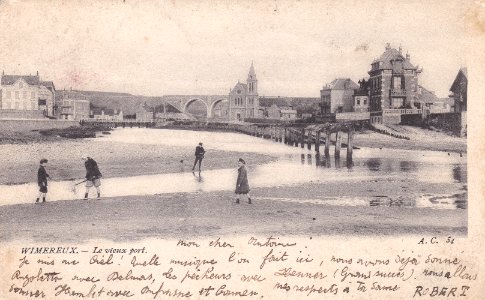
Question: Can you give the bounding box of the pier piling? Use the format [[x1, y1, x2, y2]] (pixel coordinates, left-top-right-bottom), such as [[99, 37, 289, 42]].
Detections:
[[324, 131, 330, 157], [347, 127, 354, 163], [335, 131, 342, 158], [307, 130, 311, 150], [315, 131, 321, 152], [300, 129, 305, 149]]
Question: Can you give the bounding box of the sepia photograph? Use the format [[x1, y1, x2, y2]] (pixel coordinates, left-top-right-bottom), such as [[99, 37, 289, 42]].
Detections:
[[0, 0, 482, 299]]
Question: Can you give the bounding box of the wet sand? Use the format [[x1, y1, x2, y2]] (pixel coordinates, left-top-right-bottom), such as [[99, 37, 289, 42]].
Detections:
[[0, 127, 467, 240], [0, 140, 276, 185], [0, 126, 466, 186], [353, 128, 466, 153], [0, 185, 466, 242]]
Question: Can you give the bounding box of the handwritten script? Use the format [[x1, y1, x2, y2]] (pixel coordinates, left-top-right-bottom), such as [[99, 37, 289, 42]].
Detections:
[[2, 236, 480, 299]]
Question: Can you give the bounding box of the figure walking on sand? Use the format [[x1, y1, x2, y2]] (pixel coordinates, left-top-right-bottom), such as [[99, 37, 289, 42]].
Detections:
[[82, 155, 102, 200], [235, 158, 252, 204], [192, 142, 206, 171], [36, 159, 50, 203]]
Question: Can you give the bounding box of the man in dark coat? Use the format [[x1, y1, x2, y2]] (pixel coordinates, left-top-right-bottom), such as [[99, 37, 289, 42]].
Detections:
[[36, 158, 50, 203], [82, 156, 102, 200], [235, 158, 252, 204], [192, 142, 206, 171]]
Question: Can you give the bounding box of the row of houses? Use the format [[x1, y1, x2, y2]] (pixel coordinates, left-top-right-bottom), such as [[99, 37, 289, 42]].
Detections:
[[1, 45, 467, 129], [0, 73, 126, 121], [56, 90, 123, 121], [319, 44, 464, 116]]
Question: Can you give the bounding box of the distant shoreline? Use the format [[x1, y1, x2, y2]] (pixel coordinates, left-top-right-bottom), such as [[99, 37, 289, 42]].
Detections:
[[0, 121, 467, 154], [0, 138, 277, 186]]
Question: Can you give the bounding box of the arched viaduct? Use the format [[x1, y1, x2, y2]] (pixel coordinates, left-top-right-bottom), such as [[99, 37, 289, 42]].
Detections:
[[162, 95, 229, 119]]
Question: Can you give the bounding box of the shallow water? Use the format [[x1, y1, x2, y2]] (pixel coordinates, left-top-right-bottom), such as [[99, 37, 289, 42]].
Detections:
[[0, 128, 467, 209]]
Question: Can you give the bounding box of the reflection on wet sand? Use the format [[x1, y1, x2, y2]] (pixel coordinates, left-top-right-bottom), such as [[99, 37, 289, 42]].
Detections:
[[0, 128, 467, 210], [260, 192, 467, 210]]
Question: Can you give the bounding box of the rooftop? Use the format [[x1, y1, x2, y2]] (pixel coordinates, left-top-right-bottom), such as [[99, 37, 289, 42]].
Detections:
[[371, 44, 416, 70], [322, 78, 359, 90], [1, 74, 40, 86]]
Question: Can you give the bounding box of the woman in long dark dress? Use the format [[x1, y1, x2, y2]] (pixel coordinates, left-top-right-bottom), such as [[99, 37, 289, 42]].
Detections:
[[235, 158, 252, 204]]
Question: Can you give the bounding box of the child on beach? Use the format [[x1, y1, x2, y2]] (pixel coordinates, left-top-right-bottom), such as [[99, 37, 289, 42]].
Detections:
[[192, 142, 206, 171], [235, 158, 252, 204], [36, 159, 50, 203], [82, 155, 102, 200]]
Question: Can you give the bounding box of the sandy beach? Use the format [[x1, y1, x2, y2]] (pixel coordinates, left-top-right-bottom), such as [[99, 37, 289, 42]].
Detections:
[[0, 125, 466, 185], [0, 138, 276, 185], [0, 126, 467, 240], [353, 127, 466, 153], [0, 186, 467, 243]]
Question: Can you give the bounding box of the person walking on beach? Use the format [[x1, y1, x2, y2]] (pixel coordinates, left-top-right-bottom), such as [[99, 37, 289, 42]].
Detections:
[[36, 159, 50, 203], [192, 142, 206, 171], [235, 158, 251, 204], [82, 155, 102, 200]]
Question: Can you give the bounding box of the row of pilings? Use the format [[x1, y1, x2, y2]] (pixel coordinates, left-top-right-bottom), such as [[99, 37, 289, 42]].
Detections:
[[80, 120, 156, 129], [236, 124, 355, 163], [80, 120, 356, 163]]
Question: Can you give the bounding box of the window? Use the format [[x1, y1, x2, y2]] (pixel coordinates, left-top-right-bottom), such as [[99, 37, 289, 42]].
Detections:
[[19, 82, 23, 88], [6, 91, 11, 99], [15, 102, 20, 109], [23, 91, 27, 99], [5, 102, 11, 109], [15, 91, 20, 99], [356, 99, 360, 105], [392, 98, 403, 108], [31, 92, 35, 99], [393, 76, 402, 89], [38, 99, 47, 106], [364, 99, 367, 105]]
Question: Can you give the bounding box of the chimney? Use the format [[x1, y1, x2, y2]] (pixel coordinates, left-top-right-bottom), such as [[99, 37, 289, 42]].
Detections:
[[36, 71, 39, 76], [406, 52, 410, 60], [385, 43, 391, 50]]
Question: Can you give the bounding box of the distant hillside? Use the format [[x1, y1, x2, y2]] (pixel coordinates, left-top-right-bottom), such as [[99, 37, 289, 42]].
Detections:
[[56, 90, 179, 114], [56, 90, 320, 116], [259, 96, 320, 114]]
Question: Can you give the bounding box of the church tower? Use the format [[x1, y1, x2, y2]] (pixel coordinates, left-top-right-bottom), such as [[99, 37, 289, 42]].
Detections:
[[247, 61, 258, 95], [228, 62, 260, 121]]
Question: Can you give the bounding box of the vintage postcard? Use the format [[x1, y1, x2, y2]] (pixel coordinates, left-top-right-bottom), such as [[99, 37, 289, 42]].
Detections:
[[0, 0, 483, 299]]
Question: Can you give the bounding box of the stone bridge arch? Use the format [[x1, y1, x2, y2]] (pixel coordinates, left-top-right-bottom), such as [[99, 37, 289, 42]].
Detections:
[[161, 95, 229, 119], [183, 98, 210, 117], [210, 98, 228, 118]]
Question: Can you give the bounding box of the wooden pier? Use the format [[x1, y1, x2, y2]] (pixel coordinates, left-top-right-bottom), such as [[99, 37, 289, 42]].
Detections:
[[236, 121, 365, 164], [80, 119, 364, 163]]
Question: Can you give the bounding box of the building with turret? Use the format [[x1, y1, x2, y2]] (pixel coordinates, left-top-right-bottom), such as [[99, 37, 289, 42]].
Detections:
[[368, 43, 422, 112], [228, 62, 260, 121]]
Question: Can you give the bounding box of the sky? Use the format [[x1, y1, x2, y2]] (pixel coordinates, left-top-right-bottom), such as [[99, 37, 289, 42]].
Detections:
[[0, 0, 471, 98]]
